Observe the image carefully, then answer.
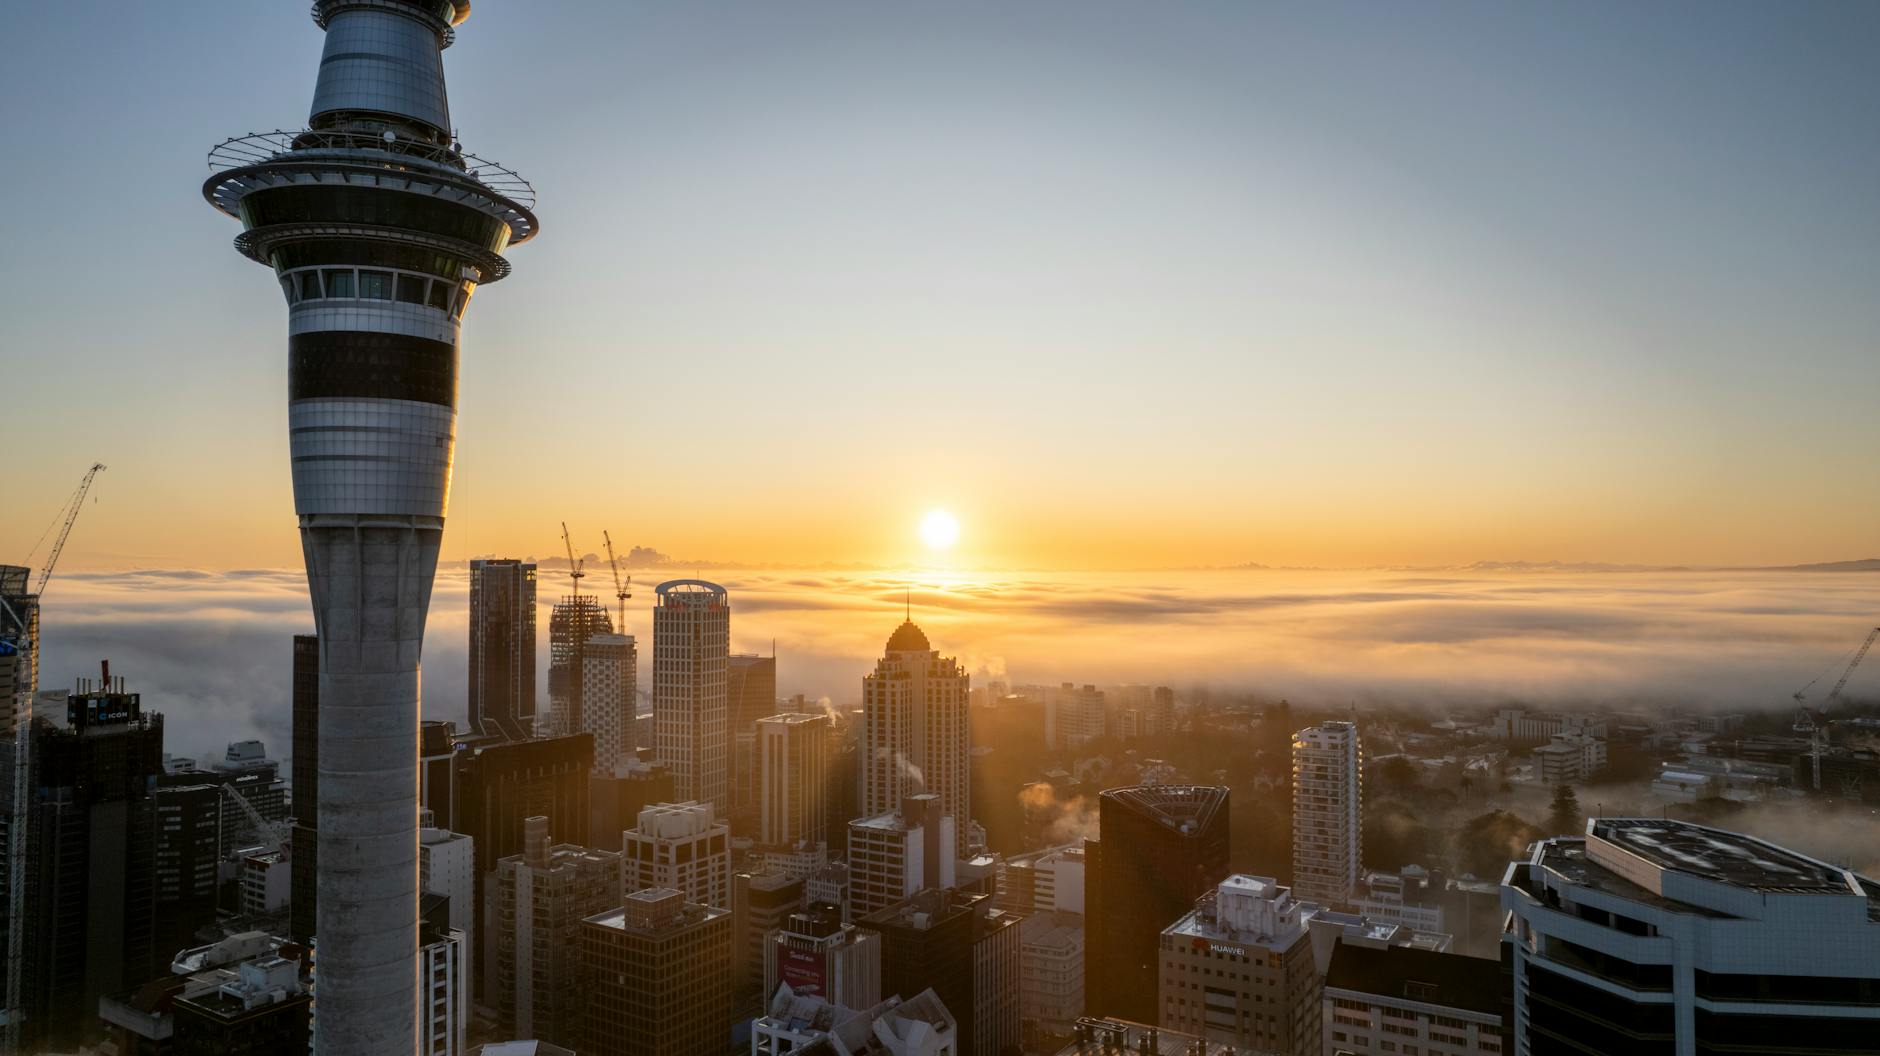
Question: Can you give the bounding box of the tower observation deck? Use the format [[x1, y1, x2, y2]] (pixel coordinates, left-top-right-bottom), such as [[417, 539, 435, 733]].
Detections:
[[202, 3, 536, 1053]]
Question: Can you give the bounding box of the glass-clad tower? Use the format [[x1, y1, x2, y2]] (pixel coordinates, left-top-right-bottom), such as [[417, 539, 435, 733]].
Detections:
[[202, 3, 537, 1052]]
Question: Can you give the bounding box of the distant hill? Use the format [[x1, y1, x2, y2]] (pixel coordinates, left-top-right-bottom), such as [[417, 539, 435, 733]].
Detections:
[[1753, 559, 1880, 572]]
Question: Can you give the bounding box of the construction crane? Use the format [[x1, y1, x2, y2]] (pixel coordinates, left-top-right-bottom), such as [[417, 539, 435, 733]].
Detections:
[[33, 462, 106, 596], [2, 461, 101, 1052], [602, 529, 632, 631], [1794, 625, 1880, 792], [220, 782, 290, 856], [559, 521, 586, 598]]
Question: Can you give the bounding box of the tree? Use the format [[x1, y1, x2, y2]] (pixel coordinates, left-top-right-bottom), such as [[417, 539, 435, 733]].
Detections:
[[1455, 810, 1543, 879], [1548, 783, 1583, 836]]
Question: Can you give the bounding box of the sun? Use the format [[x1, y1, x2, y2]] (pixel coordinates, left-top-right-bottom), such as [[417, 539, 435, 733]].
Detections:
[[920, 509, 961, 550]]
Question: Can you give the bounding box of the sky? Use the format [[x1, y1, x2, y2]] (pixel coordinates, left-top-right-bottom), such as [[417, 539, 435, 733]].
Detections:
[[4, 1, 1880, 572]]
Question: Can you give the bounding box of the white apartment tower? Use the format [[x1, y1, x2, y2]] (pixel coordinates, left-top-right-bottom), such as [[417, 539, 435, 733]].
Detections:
[[623, 800, 732, 909], [653, 581, 730, 812], [847, 794, 957, 918], [759, 712, 830, 847], [861, 620, 971, 823], [1292, 720, 1363, 906], [581, 632, 637, 777], [419, 812, 475, 988]]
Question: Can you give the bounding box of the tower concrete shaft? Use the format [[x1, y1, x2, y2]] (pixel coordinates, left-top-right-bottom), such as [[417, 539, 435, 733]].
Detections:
[[203, 2, 536, 1052]]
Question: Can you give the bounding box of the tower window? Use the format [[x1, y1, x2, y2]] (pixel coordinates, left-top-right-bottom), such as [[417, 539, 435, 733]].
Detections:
[[324, 269, 356, 298], [359, 270, 394, 300], [299, 271, 323, 300]]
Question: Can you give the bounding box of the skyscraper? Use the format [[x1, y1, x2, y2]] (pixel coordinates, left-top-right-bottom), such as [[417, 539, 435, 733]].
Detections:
[[1083, 785, 1230, 1024], [580, 888, 732, 1056], [494, 817, 621, 1047], [202, 1, 537, 1048], [728, 653, 778, 824], [580, 632, 637, 776], [622, 801, 731, 909], [288, 634, 317, 946], [1505, 818, 1880, 1056], [547, 595, 612, 737], [0, 566, 37, 1043], [861, 620, 971, 823], [653, 581, 730, 811], [758, 712, 830, 847], [1291, 721, 1362, 906], [848, 794, 958, 919], [469, 559, 538, 741], [25, 667, 166, 1052]]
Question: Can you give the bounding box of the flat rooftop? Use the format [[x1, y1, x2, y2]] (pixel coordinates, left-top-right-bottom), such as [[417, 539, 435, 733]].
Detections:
[[1593, 819, 1853, 895]]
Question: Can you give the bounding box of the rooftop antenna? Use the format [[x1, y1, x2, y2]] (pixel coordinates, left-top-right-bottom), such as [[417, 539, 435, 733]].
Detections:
[[906, 588, 911, 622]]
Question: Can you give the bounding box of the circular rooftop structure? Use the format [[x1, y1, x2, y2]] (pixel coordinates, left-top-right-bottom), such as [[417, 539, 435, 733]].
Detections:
[[885, 620, 931, 653]]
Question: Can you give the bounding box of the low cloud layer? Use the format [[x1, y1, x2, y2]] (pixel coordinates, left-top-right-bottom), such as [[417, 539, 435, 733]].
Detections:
[[32, 566, 1879, 761]]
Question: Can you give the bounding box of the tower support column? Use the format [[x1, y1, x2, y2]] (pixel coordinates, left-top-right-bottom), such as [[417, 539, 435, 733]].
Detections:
[[303, 516, 441, 1055]]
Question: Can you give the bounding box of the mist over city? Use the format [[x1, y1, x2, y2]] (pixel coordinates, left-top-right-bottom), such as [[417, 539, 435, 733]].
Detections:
[[6, 1, 1880, 1055]]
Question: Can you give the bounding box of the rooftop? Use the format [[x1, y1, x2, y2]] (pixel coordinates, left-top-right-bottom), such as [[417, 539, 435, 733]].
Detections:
[[1591, 818, 1855, 895], [1323, 943, 1503, 1019], [1101, 785, 1228, 833]]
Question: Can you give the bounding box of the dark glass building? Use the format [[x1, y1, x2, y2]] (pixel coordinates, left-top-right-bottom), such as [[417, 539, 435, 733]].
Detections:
[[289, 633, 317, 945], [421, 728, 593, 1002], [469, 559, 537, 740], [152, 778, 222, 966], [24, 668, 165, 1052], [1083, 785, 1230, 1023]]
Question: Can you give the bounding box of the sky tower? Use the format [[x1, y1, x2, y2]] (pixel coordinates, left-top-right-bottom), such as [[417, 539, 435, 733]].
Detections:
[[202, 3, 537, 1052]]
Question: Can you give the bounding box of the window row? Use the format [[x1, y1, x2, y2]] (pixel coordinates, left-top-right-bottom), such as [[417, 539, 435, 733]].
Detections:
[[280, 266, 473, 317]]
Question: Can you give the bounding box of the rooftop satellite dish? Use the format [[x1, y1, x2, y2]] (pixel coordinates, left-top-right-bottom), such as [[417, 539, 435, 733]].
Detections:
[[382, 130, 397, 144]]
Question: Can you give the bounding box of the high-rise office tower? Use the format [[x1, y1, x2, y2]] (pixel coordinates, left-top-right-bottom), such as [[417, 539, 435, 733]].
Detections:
[[1159, 875, 1322, 1055], [0, 566, 37, 1044], [152, 777, 223, 966], [861, 620, 971, 823], [547, 596, 612, 737], [653, 581, 730, 811], [588, 759, 675, 853], [25, 668, 166, 1052], [763, 902, 882, 1010], [288, 634, 317, 946], [419, 728, 592, 1003], [622, 801, 731, 909], [848, 794, 958, 919], [1044, 683, 1105, 751], [732, 869, 807, 1011], [728, 653, 778, 823], [1291, 721, 1362, 906], [581, 888, 732, 1056], [864, 888, 1020, 1056], [758, 712, 830, 847], [1506, 818, 1880, 1056], [1083, 785, 1230, 1024], [580, 632, 637, 776], [494, 817, 621, 1048], [468, 559, 537, 741], [202, 0, 537, 1047]]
